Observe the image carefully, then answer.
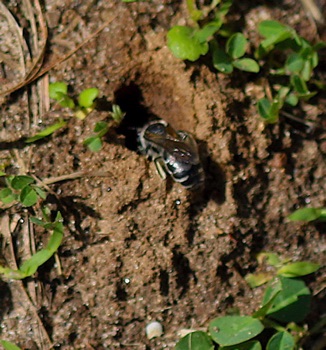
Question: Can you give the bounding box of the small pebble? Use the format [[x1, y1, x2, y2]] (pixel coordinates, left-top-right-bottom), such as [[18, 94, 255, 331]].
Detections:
[[145, 321, 163, 339]]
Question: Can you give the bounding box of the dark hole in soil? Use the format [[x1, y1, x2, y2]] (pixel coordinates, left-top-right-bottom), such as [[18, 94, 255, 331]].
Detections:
[[115, 280, 128, 301], [114, 82, 158, 152], [172, 246, 195, 297], [159, 269, 169, 296]]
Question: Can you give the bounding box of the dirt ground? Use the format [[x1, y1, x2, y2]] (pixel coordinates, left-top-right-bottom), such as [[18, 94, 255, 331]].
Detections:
[[0, 0, 325, 349]]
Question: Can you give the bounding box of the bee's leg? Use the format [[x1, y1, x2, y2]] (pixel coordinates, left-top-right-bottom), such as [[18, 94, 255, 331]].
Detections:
[[154, 157, 167, 180]]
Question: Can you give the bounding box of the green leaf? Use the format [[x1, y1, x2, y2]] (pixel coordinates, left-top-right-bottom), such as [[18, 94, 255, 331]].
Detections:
[[220, 340, 262, 350], [285, 93, 299, 106], [19, 220, 63, 276], [285, 53, 304, 73], [288, 207, 326, 222], [253, 280, 282, 318], [19, 185, 38, 207], [167, 26, 209, 62], [0, 188, 16, 204], [291, 75, 309, 94], [0, 340, 22, 350], [78, 88, 99, 108], [57, 93, 75, 109], [175, 331, 214, 350], [264, 276, 311, 323], [266, 331, 295, 350], [34, 186, 47, 200], [232, 58, 260, 73], [257, 98, 279, 124], [313, 41, 326, 51], [30, 217, 46, 227], [260, 31, 293, 51], [10, 175, 34, 190], [277, 262, 320, 277], [215, 0, 233, 21], [258, 20, 290, 38], [257, 20, 298, 54], [49, 81, 68, 100], [19, 249, 54, 276], [245, 273, 272, 288], [195, 22, 222, 43], [94, 121, 109, 134], [0, 212, 64, 279], [226, 33, 247, 59], [301, 59, 313, 81], [209, 316, 264, 346], [0, 265, 25, 279], [84, 136, 103, 152], [26, 119, 67, 143], [212, 45, 233, 73], [257, 252, 281, 267], [257, 98, 271, 119], [110, 104, 125, 123]]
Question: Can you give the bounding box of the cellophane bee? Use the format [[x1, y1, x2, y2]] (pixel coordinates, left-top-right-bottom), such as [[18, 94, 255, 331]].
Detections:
[[138, 119, 205, 189]]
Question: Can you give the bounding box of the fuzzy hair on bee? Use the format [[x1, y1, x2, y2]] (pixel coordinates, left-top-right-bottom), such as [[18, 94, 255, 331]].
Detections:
[[138, 119, 205, 189]]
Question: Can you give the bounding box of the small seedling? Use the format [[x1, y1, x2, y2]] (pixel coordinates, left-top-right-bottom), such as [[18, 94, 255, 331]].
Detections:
[[25, 119, 67, 143], [175, 253, 321, 349], [49, 81, 75, 109], [0, 173, 64, 279], [76, 87, 100, 119], [26, 82, 100, 143], [288, 207, 326, 222], [245, 252, 320, 287], [49, 82, 99, 120], [166, 2, 325, 124], [212, 33, 260, 73], [109, 104, 126, 123], [167, 0, 259, 73], [0, 174, 46, 207], [84, 121, 109, 152], [0, 211, 64, 280], [256, 20, 325, 123], [83, 104, 125, 152]]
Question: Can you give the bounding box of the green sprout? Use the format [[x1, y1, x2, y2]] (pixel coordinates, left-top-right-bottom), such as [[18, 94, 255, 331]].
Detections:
[[167, 0, 259, 73], [25, 119, 67, 143], [109, 104, 126, 123], [288, 207, 326, 222], [167, 25, 209, 62], [166, 1, 324, 124], [49, 81, 75, 109], [75, 87, 99, 119], [245, 252, 320, 287], [0, 174, 46, 207], [83, 104, 125, 152], [49, 82, 99, 120], [84, 121, 109, 152], [0, 211, 64, 280], [27, 82, 101, 144], [175, 253, 321, 349], [256, 20, 325, 123], [212, 33, 260, 73]]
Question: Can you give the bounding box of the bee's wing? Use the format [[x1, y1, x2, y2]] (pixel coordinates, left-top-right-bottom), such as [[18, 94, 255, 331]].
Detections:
[[145, 131, 198, 165]]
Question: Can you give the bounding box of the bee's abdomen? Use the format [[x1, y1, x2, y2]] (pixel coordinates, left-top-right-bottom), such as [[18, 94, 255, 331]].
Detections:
[[168, 163, 205, 189]]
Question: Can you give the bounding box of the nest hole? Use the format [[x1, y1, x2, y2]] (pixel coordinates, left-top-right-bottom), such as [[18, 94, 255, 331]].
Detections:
[[114, 82, 158, 152]]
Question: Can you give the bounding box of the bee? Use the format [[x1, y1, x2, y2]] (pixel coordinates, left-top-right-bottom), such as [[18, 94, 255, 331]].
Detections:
[[138, 119, 205, 189]]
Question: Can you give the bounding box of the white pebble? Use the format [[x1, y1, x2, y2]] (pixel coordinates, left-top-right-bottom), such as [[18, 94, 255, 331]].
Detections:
[[146, 321, 163, 339]]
